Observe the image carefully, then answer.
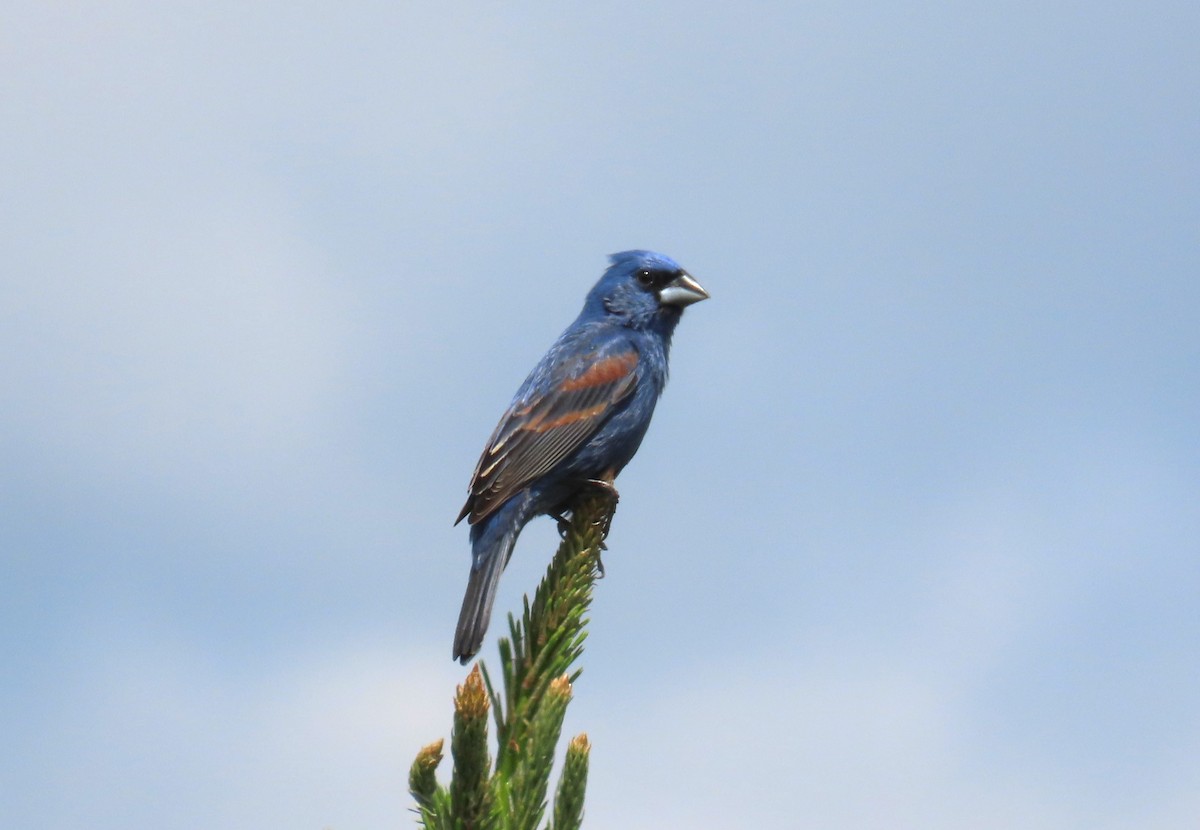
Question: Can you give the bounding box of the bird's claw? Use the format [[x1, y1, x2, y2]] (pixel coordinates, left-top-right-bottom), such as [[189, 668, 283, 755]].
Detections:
[[585, 479, 619, 535], [549, 480, 618, 576], [584, 480, 617, 576], [584, 478, 620, 502]]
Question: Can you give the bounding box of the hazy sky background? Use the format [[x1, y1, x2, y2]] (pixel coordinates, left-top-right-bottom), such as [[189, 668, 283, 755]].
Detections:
[[3, 2, 1198, 828]]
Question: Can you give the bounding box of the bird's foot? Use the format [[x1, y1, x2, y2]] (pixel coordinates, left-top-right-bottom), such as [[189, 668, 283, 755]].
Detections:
[[585, 479, 619, 531], [551, 479, 618, 577], [582, 480, 618, 567], [583, 478, 620, 502], [551, 511, 571, 539], [552, 509, 606, 576]]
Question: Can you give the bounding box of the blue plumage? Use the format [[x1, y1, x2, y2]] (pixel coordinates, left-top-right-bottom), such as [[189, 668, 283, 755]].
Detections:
[[452, 250, 709, 662]]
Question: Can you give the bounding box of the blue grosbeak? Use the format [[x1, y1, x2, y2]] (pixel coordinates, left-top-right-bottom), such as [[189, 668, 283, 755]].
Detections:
[[453, 250, 709, 663]]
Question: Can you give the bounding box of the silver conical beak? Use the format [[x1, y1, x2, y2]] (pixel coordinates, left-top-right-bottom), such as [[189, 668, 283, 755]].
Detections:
[[658, 271, 710, 307]]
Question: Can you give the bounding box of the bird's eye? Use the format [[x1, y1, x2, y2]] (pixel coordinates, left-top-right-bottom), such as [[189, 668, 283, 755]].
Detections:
[[636, 269, 654, 287]]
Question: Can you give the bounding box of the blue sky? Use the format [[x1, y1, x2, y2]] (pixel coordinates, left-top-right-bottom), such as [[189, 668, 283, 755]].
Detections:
[[3, 2, 1198, 827]]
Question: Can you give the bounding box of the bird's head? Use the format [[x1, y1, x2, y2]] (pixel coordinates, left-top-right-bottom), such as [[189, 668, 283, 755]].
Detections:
[[585, 250, 709, 331]]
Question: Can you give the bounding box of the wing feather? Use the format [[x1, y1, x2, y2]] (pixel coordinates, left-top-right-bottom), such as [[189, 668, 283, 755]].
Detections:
[[456, 348, 638, 524]]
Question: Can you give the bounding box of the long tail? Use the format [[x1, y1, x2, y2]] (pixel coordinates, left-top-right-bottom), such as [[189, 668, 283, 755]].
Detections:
[[453, 518, 520, 664]]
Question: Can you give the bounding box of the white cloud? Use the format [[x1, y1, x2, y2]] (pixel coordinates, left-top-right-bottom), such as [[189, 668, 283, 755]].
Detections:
[[0, 2, 538, 180], [3, 178, 356, 493], [15, 633, 462, 830], [2, 2, 1196, 829]]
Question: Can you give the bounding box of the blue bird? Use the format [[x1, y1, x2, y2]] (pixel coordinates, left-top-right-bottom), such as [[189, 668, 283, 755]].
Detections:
[[453, 250, 709, 663]]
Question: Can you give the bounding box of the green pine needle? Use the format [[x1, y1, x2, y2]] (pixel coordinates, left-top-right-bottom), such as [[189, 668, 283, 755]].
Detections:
[[509, 675, 573, 830], [409, 488, 615, 829], [408, 739, 453, 829], [450, 667, 494, 828], [550, 734, 591, 830], [490, 490, 613, 776]]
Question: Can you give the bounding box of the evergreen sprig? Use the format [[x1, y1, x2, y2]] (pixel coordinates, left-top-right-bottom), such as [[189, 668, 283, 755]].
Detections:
[[409, 488, 615, 829]]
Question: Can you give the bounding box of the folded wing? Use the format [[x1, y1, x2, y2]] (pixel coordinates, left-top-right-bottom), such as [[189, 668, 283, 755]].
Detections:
[[457, 347, 639, 525]]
